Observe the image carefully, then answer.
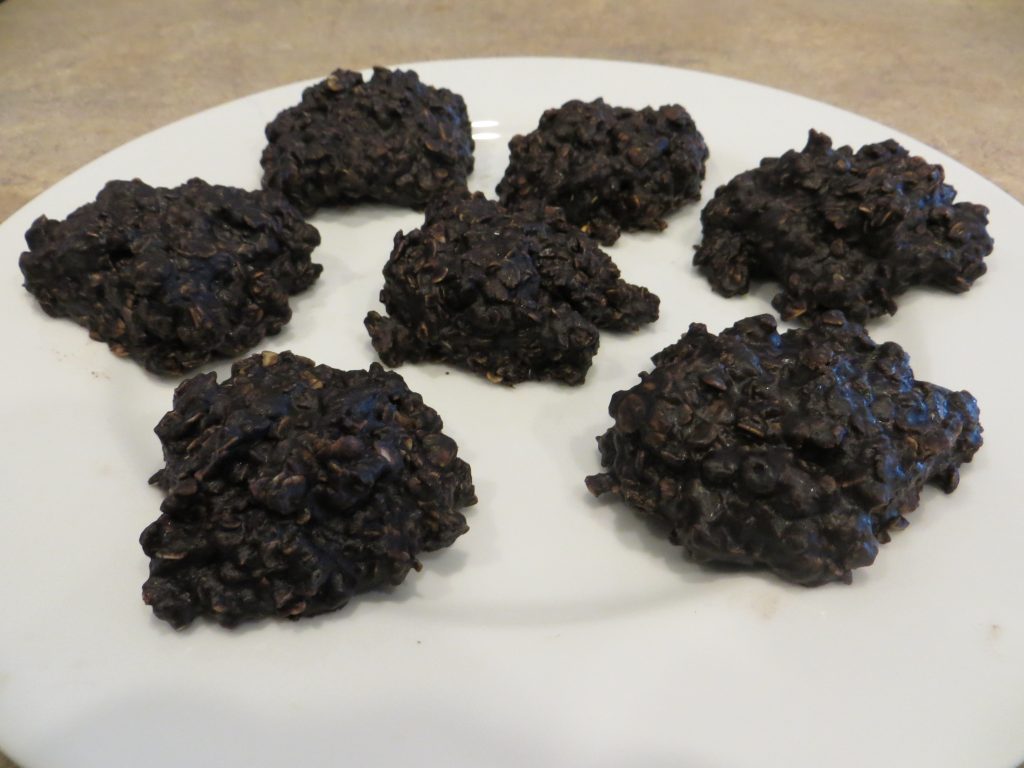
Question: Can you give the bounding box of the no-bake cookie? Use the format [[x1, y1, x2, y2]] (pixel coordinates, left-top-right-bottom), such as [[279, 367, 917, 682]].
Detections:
[[141, 351, 476, 628], [19, 178, 321, 374], [497, 99, 708, 245], [693, 130, 993, 321], [261, 67, 475, 215], [365, 192, 660, 385], [586, 312, 982, 585]]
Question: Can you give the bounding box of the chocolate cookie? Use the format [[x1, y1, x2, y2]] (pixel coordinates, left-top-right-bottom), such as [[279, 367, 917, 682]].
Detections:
[[141, 351, 476, 628], [586, 312, 982, 585], [497, 98, 708, 245], [365, 192, 660, 385], [261, 67, 475, 215], [694, 130, 993, 321], [19, 178, 321, 375]]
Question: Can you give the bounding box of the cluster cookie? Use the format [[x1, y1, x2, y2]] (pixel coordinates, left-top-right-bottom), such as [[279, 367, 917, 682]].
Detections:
[[142, 352, 476, 628], [498, 99, 708, 245], [586, 313, 983, 585], [694, 130, 993, 321], [365, 192, 659, 385], [19, 178, 322, 374], [261, 67, 475, 215]]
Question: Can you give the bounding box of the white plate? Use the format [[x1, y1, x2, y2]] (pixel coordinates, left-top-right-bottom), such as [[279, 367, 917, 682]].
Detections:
[[1, 58, 1021, 768]]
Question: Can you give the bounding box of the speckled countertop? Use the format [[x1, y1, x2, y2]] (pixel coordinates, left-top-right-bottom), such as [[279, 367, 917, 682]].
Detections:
[[1, 1, 1021, 765]]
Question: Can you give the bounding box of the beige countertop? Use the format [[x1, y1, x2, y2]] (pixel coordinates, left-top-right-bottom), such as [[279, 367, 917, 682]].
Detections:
[[0, 1, 1021, 766]]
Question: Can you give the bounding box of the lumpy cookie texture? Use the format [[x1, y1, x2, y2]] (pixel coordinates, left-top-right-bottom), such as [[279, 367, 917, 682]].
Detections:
[[364, 192, 660, 385], [496, 99, 708, 245], [586, 313, 982, 586], [19, 178, 321, 375], [261, 67, 475, 215], [694, 130, 993, 322], [141, 352, 476, 629]]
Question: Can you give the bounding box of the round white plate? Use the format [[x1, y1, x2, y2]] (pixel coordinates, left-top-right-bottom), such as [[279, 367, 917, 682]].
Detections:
[[1, 58, 1021, 768]]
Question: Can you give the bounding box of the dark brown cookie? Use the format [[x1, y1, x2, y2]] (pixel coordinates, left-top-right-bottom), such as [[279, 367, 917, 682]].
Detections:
[[141, 352, 476, 629], [587, 312, 982, 585], [497, 99, 708, 245], [365, 192, 660, 385], [261, 67, 475, 215], [694, 130, 993, 322], [19, 178, 321, 375]]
